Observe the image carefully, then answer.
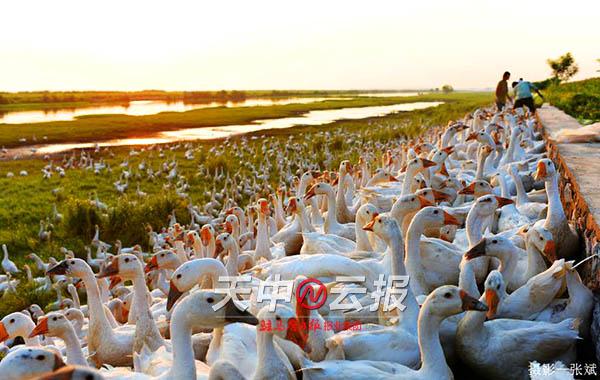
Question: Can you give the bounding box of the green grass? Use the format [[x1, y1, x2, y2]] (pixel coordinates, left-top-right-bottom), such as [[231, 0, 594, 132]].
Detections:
[[0, 91, 491, 318], [544, 77, 600, 123]]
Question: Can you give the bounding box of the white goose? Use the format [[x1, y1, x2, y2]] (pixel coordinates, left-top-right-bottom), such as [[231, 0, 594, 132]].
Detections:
[[2, 244, 19, 274], [301, 286, 487, 380]]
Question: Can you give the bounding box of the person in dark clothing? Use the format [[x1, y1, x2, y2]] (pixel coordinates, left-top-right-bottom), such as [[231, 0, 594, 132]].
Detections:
[[495, 71, 512, 111]]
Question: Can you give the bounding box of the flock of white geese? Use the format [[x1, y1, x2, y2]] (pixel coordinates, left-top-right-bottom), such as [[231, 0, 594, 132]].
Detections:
[[0, 106, 594, 380]]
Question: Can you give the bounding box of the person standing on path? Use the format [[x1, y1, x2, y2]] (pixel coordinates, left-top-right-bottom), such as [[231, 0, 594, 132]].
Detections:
[[495, 71, 513, 111], [512, 79, 544, 113]]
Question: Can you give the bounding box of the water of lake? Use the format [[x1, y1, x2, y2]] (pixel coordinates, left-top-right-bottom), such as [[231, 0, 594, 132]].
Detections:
[[5, 101, 442, 156]]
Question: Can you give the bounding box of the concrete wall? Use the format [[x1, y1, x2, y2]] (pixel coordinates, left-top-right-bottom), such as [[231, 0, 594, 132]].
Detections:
[[537, 105, 600, 362]]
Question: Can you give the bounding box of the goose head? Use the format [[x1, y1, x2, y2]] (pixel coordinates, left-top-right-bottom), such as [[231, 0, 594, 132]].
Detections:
[[471, 194, 513, 215], [0, 312, 36, 343], [257, 198, 270, 216], [534, 158, 556, 181], [215, 232, 236, 256], [29, 312, 72, 339], [285, 196, 301, 215], [412, 207, 461, 229], [46, 258, 91, 278], [416, 187, 451, 204], [145, 249, 179, 273], [173, 290, 258, 329], [368, 168, 399, 185], [339, 160, 353, 176], [167, 258, 228, 311], [526, 225, 555, 258], [363, 214, 401, 242], [35, 365, 104, 380], [186, 231, 200, 246], [97, 254, 142, 281], [200, 224, 216, 246], [0, 347, 65, 379], [459, 180, 493, 197], [483, 270, 506, 319], [466, 130, 495, 147], [405, 157, 436, 174], [422, 285, 487, 318], [355, 203, 379, 225], [223, 214, 239, 234], [63, 308, 85, 326], [257, 305, 308, 351], [304, 182, 332, 200], [431, 147, 454, 164], [391, 193, 433, 220], [464, 236, 516, 262]]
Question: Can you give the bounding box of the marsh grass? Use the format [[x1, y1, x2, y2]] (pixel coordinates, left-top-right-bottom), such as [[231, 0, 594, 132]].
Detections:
[[544, 77, 600, 123], [0, 91, 492, 317]]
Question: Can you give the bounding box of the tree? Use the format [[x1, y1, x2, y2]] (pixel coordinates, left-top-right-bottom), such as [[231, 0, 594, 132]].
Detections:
[[546, 52, 579, 82], [441, 85, 454, 93]]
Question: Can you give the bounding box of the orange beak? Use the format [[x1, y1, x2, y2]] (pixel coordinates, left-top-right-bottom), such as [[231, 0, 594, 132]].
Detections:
[[417, 195, 434, 208], [465, 238, 486, 260], [304, 185, 317, 201], [442, 146, 454, 155], [109, 276, 122, 290], [29, 316, 49, 338], [260, 201, 270, 215], [200, 228, 211, 246], [0, 322, 9, 343], [421, 158, 436, 168], [121, 305, 129, 321], [388, 175, 399, 182], [443, 211, 461, 226], [215, 239, 224, 255], [484, 289, 499, 319], [286, 198, 298, 214], [458, 182, 476, 195], [432, 189, 451, 202], [145, 256, 158, 273], [362, 217, 377, 232], [544, 240, 556, 258], [534, 161, 547, 180], [495, 196, 514, 207], [466, 132, 478, 141], [224, 221, 233, 234], [225, 208, 234, 215], [97, 258, 119, 279], [460, 289, 489, 312], [286, 318, 310, 352]]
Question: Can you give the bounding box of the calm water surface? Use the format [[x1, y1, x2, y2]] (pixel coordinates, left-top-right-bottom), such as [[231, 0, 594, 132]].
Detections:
[[5, 101, 442, 156]]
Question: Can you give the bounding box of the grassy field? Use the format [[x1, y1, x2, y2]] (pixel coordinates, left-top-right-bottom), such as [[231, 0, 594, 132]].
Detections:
[[544, 77, 600, 123], [1, 93, 458, 148], [0, 91, 491, 317], [0, 89, 420, 112]]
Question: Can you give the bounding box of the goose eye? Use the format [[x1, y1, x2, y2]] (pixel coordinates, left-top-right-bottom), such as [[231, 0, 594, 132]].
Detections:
[[207, 297, 214, 304], [86, 375, 94, 380], [9, 319, 14, 323], [492, 240, 498, 244], [443, 292, 452, 299], [176, 274, 182, 279], [160, 254, 164, 257], [125, 258, 129, 263], [411, 198, 415, 201], [496, 285, 500, 290], [540, 237, 544, 241], [70, 261, 75, 265], [36, 355, 46, 361], [52, 317, 57, 321], [433, 210, 439, 214], [275, 315, 281, 321], [366, 211, 369, 214]]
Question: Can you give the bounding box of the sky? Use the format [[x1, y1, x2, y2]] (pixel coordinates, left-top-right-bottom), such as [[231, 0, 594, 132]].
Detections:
[[1, 0, 599, 91]]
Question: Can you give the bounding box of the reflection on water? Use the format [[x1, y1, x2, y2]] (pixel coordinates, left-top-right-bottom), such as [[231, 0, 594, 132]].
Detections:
[[0, 97, 350, 124], [5, 101, 442, 157]]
